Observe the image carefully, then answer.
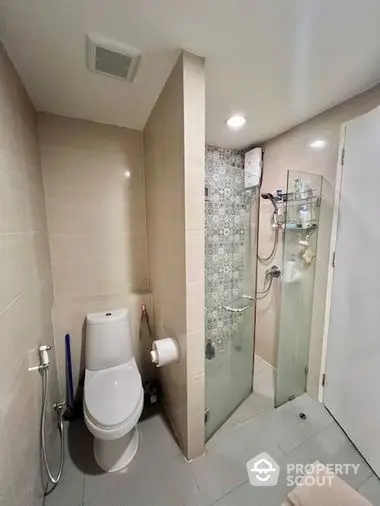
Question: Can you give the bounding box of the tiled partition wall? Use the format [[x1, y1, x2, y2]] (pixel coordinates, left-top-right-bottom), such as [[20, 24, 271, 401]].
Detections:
[[0, 43, 58, 506], [144, 51, 205, 460], [38, 114, 152, 395]]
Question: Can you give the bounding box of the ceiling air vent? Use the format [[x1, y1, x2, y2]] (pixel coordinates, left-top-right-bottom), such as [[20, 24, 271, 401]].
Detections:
[[86, 34, 141, 82]]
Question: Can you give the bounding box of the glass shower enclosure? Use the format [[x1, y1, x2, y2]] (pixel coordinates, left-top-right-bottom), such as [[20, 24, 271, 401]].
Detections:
[[204, 146, 259, 439], [275, 170, 323, 407]]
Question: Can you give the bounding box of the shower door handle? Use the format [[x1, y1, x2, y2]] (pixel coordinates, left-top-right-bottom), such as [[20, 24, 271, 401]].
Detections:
[[222, 298, 255, 313], [222, 304, 252, 313]]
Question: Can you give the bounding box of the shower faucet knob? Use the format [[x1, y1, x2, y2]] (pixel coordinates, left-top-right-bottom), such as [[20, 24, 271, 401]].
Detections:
[[266, 265, 281, 279]]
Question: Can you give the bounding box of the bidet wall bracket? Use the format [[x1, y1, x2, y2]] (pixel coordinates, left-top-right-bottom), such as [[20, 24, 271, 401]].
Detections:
[[28, 345, 52, 372]]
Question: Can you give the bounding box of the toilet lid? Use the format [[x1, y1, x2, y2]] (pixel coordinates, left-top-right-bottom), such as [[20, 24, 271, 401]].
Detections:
[[84, 360, 142, 428]]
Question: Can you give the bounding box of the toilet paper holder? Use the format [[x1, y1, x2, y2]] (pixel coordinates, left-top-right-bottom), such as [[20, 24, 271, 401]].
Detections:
[[140, 305, 179, 368], [150, 338, 179, 368]]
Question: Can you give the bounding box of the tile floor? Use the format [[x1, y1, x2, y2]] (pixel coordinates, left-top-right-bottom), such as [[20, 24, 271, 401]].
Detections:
[[45, 394, 380, 506]]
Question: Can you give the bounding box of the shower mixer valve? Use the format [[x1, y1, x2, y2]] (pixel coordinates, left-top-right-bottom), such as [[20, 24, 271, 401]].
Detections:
[[265, 265, 281, 279]]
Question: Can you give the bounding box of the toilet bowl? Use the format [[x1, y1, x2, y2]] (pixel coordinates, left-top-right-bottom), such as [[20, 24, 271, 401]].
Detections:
[[84, 309, 144, 472]]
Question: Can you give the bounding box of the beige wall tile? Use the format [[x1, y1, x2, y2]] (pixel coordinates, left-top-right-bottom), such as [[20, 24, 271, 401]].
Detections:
[[255, 288, 280, 366], [0, 42, 57, 506], [183, 52, 205, 236], [184, 121, 205, 233], [0, 165, 29, 234], [183, 52, 206, 123], [185, 163, 205, 232], [186, 373, 205, 460], [182, 53, 206, 459], [186, 231, 205, 284], [49, 233, 143, 301], [144, 54, 188, 453], [0, 233, 34, 312], [38, 114, 150, 395], [30, 232, 53, 288], [0, 99, 19, 173], [0, 417, 16, 505], [186, 282, 205, 333], [0, 292, 37, 403], [144, 52, 206, 459], [186, 330, 205, 379]]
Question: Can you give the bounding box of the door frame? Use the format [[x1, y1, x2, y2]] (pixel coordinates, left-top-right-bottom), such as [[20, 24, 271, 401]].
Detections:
[[318, 124, 347, 403]]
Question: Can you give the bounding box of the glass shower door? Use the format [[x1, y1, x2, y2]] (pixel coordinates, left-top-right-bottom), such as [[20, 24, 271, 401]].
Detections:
[[275, 170, 323, 407], [205, 148, 259, 438]]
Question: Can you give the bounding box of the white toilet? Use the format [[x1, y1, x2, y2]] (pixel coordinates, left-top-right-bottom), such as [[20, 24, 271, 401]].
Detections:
[[83, 308, 144, 472]]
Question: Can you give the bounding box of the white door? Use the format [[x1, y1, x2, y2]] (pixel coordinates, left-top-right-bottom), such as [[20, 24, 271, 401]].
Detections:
[[324, 106, 380, 476]]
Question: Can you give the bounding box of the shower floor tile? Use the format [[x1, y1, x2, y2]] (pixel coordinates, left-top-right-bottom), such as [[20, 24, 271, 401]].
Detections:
[[253, 354, 275, 400], [221, 391, 274, 429], [358, 475, 380, 505], [45, 395, 379, 506]]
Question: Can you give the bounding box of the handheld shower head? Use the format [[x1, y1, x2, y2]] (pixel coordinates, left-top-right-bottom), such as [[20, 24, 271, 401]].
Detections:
[[261, 192, 278, 214]]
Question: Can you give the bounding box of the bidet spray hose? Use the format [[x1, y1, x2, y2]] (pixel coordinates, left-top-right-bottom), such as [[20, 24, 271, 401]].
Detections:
[[41, 366, 65, 492]]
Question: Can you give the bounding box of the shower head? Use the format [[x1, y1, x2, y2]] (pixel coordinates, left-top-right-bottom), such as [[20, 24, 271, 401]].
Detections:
[[261, 192, 276, 204], [261, 192, 278, 214]]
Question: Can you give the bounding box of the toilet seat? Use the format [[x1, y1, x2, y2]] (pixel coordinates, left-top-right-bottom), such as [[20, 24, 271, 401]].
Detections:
[[84, 389, 143, 441], [84, 358, 144, 440]]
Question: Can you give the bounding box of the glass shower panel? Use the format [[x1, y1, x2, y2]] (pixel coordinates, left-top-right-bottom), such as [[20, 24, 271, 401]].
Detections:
[[204, 146, 259, 439], [275, 170, 323, 408]]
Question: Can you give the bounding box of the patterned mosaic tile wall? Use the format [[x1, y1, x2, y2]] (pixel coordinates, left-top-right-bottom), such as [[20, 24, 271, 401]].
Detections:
[[205, 145, 257, 352]]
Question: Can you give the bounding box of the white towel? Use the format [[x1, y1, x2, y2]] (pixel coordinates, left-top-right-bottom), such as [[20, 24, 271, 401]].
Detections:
[[282, 462, 372, 506]]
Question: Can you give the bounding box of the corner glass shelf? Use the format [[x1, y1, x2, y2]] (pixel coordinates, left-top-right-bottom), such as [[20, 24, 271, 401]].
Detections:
[[279, 189, 320, 231], [284, 223, 318, 231]]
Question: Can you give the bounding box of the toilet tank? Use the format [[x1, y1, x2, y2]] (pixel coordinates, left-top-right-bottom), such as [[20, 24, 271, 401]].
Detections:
[[86, 308, 133, 370]]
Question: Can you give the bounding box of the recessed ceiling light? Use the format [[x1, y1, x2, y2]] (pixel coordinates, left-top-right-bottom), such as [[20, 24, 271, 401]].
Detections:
[[226, 115, 247, 129], [124, 170, 131, 178], [309, 139, 327, 149]]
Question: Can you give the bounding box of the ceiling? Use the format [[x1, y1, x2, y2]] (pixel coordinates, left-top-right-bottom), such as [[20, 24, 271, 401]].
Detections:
[[2, 0, 380, 148]]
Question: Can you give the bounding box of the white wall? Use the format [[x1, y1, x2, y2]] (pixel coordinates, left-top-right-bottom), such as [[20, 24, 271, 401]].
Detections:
[[257, 83, 380, 397]]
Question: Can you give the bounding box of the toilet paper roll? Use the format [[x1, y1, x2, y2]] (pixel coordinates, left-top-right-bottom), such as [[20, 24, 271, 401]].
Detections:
[[150, 338, 179, 367]]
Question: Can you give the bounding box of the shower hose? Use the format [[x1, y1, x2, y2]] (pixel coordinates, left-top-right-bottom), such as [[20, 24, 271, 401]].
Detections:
[[256, 274, 274, 300], [258, 226, 279, 264], [41, 366, 65, 493]]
